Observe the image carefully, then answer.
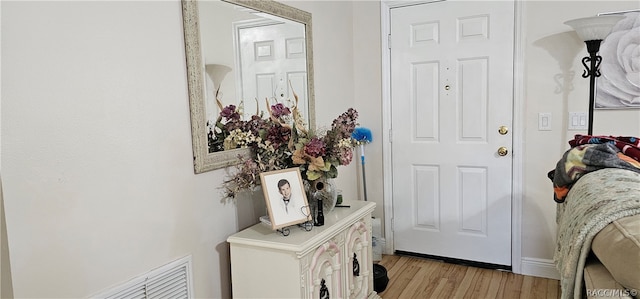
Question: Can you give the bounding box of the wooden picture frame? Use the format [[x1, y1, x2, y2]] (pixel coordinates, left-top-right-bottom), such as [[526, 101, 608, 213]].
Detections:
[[259, 168, 311, 230]]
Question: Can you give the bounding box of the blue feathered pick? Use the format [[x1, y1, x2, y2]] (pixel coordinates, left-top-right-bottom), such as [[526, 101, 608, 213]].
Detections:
[[352, 127, 372, 201], [352, 127, 372, 145]]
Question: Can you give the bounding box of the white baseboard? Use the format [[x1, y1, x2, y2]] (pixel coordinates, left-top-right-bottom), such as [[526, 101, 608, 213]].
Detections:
[[520, 257, 560, 280]]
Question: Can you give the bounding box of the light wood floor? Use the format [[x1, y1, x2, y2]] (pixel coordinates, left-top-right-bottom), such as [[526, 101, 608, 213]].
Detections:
[[377, 254, 560, 299]]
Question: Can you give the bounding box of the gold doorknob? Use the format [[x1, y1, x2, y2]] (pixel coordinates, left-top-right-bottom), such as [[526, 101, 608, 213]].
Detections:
[[498, 126, 509, 135], [497, 147, 508, 156]]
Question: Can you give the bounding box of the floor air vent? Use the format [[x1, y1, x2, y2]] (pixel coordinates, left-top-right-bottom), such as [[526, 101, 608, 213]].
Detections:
[[93, 255, 193, 299]]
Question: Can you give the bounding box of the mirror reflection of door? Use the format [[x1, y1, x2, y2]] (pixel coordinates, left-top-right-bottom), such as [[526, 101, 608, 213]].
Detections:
[[198, 0, 310, 155], [234, 20, 308, 121]]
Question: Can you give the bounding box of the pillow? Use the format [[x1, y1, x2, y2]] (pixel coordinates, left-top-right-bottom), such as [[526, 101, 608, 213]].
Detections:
[[583, 256, 633, 299], [591, 214, 640, 291]]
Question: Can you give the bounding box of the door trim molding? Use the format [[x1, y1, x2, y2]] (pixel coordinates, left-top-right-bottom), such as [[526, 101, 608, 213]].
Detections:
[[511, 0, 525, 275], [380, 0, 394, 263], [380, 0, 524, 274]]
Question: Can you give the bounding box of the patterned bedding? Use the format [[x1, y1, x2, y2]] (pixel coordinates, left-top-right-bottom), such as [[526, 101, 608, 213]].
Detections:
[[548, 135, 640, 203]]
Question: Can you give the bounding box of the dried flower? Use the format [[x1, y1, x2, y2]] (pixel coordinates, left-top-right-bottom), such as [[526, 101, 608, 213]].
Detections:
[[220, 105, 240, 121], [266, 124, 291, 147], [270, 103, 291, 118], [216, 97, 359, 200], [304, 137, 326, 157]]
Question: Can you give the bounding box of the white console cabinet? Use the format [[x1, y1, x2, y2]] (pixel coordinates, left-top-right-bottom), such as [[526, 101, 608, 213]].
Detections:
[[227, 201, 380, 299]]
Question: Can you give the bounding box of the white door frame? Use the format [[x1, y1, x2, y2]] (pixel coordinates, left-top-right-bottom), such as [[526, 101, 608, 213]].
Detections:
[[380, 0, 525, 274]]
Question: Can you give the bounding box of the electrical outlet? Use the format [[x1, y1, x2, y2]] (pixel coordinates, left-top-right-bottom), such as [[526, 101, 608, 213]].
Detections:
[[568, 112, 588, 130], [538, 113, 552, 131]]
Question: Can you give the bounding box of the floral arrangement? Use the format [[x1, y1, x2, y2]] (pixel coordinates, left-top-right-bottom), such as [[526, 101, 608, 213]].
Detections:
[[215, 91, 359, 200]]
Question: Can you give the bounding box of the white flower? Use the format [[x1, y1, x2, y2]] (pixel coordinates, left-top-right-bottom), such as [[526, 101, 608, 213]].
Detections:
[[224, 129, 259, 149], [596, 12, 640, 108], [337, 138, 353, 148]]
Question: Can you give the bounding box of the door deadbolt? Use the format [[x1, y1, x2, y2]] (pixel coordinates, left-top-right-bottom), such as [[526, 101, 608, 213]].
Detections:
[[498, 126, 509, 135], [497, 147, 508, 156]]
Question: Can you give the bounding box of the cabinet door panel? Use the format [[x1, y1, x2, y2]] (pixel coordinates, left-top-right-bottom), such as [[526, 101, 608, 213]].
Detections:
[[346, 220, 371, 298], [307, 240, 343, 299]]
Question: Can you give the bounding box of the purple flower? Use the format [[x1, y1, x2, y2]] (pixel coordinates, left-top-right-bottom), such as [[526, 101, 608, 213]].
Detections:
[[336, 147, 353, 165], [271, 103, 291, 118], [221, 105, 240, 121], [244, 159, 259, 172], [244, 115, 268, 136], [331, 108, 359, 139], [304, 137, 326, 158], [224, 119, 244, 133], [266, 124, 291, 146]]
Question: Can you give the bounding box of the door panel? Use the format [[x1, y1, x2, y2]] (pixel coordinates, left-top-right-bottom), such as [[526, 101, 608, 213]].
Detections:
[[391, 0, 514, 266], [236, 21, 308, 119]]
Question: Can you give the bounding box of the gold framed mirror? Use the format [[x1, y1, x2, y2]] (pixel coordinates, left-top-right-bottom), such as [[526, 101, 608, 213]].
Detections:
[[182, 0, 315, 173]]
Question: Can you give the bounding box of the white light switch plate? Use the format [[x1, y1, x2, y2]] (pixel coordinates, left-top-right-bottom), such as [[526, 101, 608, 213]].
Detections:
[[568, 112, 588, 130], [538, 113, 551, 131]]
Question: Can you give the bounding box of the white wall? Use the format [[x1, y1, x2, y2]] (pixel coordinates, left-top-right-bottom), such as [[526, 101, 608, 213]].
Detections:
[[1, 1, 358, 297], [2, 2, 231, 297], [351, 1, 384, 219]]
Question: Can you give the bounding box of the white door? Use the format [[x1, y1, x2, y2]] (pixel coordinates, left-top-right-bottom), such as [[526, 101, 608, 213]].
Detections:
[[236, 21, 308, 120], [390, 0, 515, 266]]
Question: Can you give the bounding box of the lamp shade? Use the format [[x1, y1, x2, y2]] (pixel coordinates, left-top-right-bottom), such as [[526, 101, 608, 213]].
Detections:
[[205, 64, 232, 89], [564, 15, 625, 41]]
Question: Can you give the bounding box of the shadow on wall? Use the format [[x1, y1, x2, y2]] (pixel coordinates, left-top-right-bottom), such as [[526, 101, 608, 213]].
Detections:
[[215, 241, 231, 299], [1, 177, 14, 298], [533, 31, 584, 150], [235, 192, 266, 232], [213, 192, 266, 298]]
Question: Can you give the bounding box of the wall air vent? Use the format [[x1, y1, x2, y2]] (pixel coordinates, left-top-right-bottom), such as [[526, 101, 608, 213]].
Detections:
[[92, 255, 193, 299]]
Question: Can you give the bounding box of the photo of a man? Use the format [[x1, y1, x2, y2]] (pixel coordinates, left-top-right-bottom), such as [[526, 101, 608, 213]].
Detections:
[[278, 179, 296, 214], [260, 168, 311, 230]]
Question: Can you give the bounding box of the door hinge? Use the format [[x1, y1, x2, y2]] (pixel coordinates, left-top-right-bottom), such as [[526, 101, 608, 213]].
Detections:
[[391, 218, 394, 232], [388, 34, 392, 49]]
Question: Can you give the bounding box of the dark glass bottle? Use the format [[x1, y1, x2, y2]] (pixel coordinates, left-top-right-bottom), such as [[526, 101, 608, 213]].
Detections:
[[315, 199, 324, 226]]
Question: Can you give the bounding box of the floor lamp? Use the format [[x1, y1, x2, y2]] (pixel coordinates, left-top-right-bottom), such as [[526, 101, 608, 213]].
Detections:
[[564, 15, 624, 135]]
